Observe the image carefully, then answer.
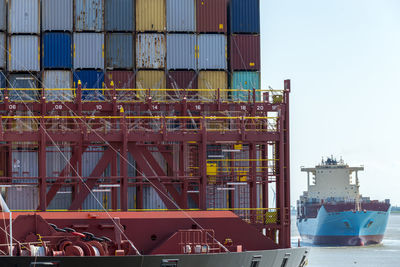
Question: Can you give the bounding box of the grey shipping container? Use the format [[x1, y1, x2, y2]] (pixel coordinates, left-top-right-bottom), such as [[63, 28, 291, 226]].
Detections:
[[42, 0, 73, 32], [105, 0, 135, 32], [46, 146, 72, 178], [198, 34, 227, 70], [143, 186, 167, 209], [82, 189, 112, 210], [8, 74, 39, 101], [47, 186, 72, 210], [167, 34, 196, 70], [0, 0, 6, 31], [8, 35, 40, 72], [8, 0, 40, 34], [42, 70, 73, 101], [6, 187, 39, 210], [106, 33, 134, 69], [75, 0, 104, 32], [12, 150, 38, 183], [0, 33, 5, 69], [136, 33, 166, 69], [73, 33, 104, 69], [166, 0, 195, 32]]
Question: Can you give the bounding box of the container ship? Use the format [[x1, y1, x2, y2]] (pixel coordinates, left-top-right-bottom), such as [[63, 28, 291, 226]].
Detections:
[[297, 157, 391, 246], [0, 0, 309, 266]]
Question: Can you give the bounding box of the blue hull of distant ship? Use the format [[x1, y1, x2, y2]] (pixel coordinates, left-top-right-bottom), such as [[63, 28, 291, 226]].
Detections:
[[297, 206, 391, 246]]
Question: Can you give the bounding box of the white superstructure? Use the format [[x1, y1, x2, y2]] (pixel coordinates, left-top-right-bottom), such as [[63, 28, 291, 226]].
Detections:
[[301, 157, 364, 201]]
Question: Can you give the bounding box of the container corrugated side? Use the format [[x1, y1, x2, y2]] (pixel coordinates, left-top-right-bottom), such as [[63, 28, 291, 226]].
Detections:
[[167, 34, 196, 70], [136, 33, 165, 69], [73, 33, 104, 69], [6, 187, 39, 210], [12, 150, 38, 183], [231, 71, 260, 101], [42, 33, 72, 69], [143, 186, 167, 209], [198, 34, 227, 70], [73, 70, 105, 101], [0, 72, 5, 99], [136, 70, 166, 101], [74, 0, 104, 32], [198, 71, 228, 100], [42, 0, 73, 31], [82, 190, 112, 210], [8, 74, 39, 101], [105, 0, 134, 32], [8, 35, 40, 72], [0, 33, 5, 69], [8, 0, 40, 33], [106, 33, 134, 70], [230, 0, 260, 34], [46, 146, 72, 178], [0, 0, 6, 31], [197, 0, 227, 33], [166, 71, 198, 101], [230, 35, 260, 70], [47, 187, 72, 210], [166, 0, 195, 32], [105, 71, 135, 101], [42, 70, 73, 101], [136, 0, 166, 32]]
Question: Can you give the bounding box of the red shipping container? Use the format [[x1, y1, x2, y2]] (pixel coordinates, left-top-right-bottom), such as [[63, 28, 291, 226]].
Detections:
[[105, 71, 136, 101], [197, 0, 227, 33], [166, 71, 198, 100], [230, 35, 260, 71]]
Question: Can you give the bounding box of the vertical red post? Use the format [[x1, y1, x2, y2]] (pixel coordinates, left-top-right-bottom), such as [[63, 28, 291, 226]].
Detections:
[[199, 116, 207, 210], [120, 115, 128, 211], [283, 79, 291, 248], [250, 142, 257, 223], [38, 118, 47, 211]]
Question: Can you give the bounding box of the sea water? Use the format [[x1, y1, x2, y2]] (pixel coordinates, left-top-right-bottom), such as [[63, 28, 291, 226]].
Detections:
[[291, 213, 400, 266]]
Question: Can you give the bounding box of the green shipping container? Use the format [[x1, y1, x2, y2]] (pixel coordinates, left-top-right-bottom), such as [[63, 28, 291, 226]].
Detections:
[[231, 72, 260, 101]]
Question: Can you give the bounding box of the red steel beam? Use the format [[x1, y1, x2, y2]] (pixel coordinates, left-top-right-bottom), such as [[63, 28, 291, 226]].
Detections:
[[128, 144, 177, 210]]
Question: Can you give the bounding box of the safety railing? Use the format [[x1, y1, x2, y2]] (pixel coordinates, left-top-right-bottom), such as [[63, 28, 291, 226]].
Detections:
[[0, 115, 280, 134], [0, 88, 285, 104]]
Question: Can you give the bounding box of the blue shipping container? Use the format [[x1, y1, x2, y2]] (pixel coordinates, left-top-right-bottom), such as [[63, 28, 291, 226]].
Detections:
[[231, 72, 260, 101], [73, 70, 105, 101], [0, 72, 5, 99], [166, 0, 195, 32], [105, 0, 134, 31], [230, 0, 260, 34], [42, 33, 72, 69]]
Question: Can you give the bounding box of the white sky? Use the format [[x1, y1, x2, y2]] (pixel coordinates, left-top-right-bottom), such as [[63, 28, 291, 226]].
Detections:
[[261, 0, 400, 206]]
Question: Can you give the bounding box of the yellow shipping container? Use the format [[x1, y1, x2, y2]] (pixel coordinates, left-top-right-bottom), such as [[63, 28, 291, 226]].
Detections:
[[136, 70, 166, 101], [136, 0, 166, 32], [198, 71, 228, 101]]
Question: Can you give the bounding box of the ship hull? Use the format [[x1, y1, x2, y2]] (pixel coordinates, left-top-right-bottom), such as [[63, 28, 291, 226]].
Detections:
[[297, 206, 390, 246], [0, 248, 309, 267]]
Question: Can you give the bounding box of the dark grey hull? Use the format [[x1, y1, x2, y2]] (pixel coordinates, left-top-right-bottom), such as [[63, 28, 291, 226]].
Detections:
[[1, 248, 309, 267]]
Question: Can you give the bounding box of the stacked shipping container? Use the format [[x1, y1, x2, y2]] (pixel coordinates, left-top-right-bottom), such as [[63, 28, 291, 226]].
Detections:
[[0, 0, 262, 210], [229, 0, 261, 101]]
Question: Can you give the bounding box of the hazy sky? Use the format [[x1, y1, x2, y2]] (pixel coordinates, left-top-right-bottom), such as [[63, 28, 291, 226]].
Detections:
[[260, 0, 400, 206]]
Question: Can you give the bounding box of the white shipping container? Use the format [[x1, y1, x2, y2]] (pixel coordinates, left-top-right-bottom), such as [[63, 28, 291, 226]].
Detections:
[[74, 33, 104, 69], [136, 33, 166, 69], [6, 187, 39, 210], [8, 35, 40, 72], [42, 71, 73, 101], [42, 0, 73, 31], [8, 0, 40, 33]]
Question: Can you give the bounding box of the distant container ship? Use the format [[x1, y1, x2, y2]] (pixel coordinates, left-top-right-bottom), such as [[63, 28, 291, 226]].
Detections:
[[297, 157, 391, 246]]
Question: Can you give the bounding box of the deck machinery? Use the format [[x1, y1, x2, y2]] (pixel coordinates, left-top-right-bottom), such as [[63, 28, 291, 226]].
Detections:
[[0, 81, 292, 251]]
